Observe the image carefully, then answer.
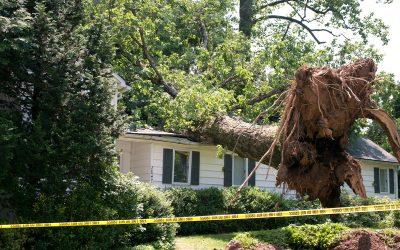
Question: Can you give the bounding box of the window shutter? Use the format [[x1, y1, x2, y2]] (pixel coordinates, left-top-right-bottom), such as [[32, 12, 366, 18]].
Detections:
[[191, 151, 200, 185], [248, 159, 256, 186], [224, 154, 232, 187], [374, 167, 380, 193], [389, 168, 395, 194], [162, 148, 173, 184]]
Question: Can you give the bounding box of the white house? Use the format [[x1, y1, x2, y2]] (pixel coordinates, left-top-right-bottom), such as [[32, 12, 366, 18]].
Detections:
[[116, 130, 398, 199]]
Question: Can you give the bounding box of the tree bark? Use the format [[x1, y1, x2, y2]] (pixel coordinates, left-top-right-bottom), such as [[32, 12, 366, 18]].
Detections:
[[239, 0, 255, 37], [187, 115, 281, 167]]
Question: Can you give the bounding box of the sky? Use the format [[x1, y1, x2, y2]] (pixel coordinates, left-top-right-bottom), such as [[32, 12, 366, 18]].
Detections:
[[364, 1, 400, 81]]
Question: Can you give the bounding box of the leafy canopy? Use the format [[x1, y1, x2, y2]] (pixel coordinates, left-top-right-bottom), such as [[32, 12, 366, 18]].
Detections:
[[96, 0, 393, 132]]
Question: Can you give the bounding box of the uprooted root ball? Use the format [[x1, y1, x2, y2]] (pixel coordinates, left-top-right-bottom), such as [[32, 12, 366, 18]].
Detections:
[[275, 59, 400, 207]]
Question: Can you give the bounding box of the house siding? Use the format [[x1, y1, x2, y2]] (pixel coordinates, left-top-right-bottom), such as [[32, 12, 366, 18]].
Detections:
[[117, 136, 396, 200], [342, 159, 398, 199], [150, 141, 295, 197], [116, 139, 152, 182]]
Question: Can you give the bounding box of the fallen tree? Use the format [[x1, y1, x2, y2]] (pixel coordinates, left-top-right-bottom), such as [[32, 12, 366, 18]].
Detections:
[[187, 59, 400, 207]]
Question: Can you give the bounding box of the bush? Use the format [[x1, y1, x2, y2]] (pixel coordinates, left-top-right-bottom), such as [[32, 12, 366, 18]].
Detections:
[[166, 187, 287, 235], [0, 173, 176, 250], [232, 232, 259, 249], [339, 192, 394, 228], [165, 187, 224, 235], [281, 196, 328, 225], [284, 222, 348, 249]]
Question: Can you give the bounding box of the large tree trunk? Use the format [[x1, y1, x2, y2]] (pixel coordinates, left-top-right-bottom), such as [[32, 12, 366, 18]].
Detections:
[[239, 0, 255, 37], [188, 59, 400, 207]]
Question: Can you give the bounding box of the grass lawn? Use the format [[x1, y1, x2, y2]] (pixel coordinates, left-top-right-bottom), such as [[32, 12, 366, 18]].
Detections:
[[175, 228, 289, 250], [174, 227, 400, 250], [175, 232, 235, 250]]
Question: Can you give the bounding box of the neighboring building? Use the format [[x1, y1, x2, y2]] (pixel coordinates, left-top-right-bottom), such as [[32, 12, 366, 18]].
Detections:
[[116, 130, 399, 199], [345, 137, 398, 199]]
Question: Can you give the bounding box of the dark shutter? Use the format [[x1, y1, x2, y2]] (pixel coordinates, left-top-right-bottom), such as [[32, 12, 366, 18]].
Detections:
[[162, 148, 173, 184], [224, 154, 232, 187], [191, 151, 200, 185], [248, 159, 256, 186], [389, 168, 395, 194], [374, 167, 380, 193]]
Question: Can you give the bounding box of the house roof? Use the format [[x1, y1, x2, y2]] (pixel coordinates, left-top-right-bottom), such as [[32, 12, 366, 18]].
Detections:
[[347, 137, 398, 164], [126, 128, 187, 138], [124, 129, 398, 164]]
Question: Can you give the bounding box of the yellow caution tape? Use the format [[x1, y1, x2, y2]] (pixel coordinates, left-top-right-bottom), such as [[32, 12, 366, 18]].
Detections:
[[1, 203, 400, 229]]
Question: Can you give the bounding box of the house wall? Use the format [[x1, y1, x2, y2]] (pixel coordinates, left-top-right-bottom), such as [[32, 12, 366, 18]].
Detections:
[[150, 140, 295, 197], [116, 139, 152, 182], [342, 159, 398, 199], [117, 137, 398, 200]]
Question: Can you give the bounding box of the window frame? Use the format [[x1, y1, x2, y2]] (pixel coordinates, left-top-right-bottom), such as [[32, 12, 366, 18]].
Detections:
[[231, 154, 249, 187], [171, 149, 192, 185], [379, 168, 389, 194]]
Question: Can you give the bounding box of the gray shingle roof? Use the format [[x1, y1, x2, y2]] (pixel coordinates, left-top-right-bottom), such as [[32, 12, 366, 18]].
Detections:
[[347, 137, 398, 163]]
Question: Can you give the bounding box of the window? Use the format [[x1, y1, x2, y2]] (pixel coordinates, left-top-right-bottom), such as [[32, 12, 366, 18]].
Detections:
[[374, 167, 395, 194], [224, 154, 256, 187], [379, 169, 389, 193], [233, 156, 247, 186], [173, 151, 190, 183], [162, 148, 200, 185]]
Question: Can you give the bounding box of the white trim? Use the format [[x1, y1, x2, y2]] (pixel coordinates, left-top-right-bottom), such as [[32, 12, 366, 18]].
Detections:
[[171, 149, 192, 185]]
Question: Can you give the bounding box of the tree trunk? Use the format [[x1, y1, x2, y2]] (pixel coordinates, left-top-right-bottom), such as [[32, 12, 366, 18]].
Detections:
[[239, 0, 255, 37], [187, 115, 281, 167], [188, 59, 400, 207]]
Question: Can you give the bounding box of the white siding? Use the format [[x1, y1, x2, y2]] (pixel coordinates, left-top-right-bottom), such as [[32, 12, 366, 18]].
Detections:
[[116, 139, 152, 182], [115, 140, 131, 174], [118, 137, 396, 200], [342, 159, 398, 199], [150, 141, 295, 197]]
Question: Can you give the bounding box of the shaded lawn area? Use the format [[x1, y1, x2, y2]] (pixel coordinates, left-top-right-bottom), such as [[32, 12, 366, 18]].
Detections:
[[175, 232, 234, 250], [175, 228, 288, 250]]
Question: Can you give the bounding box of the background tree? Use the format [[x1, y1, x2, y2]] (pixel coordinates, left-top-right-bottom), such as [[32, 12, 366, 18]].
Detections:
[[0, 1, 176, 248]]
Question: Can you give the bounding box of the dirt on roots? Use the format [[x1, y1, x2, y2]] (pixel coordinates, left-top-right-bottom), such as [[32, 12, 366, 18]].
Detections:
[[329, 230, 400, 250], [274, 59, 400, 207]]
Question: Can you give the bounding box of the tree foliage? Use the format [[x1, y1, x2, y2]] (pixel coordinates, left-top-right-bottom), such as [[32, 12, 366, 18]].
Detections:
[[98, 0, 393, 133], [0, 1, 176, 248]]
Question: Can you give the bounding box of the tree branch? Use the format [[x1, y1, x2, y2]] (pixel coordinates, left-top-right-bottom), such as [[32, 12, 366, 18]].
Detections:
[[131, 27, 179, 98], [232, 87, 284, 110], [258, 0, 296, 10], [199, 20, 209, 50], [254, 15, 326, 44]]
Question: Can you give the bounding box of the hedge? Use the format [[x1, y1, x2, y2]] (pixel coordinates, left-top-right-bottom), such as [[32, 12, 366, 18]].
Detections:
[[166, 187, 399, 235], [0, 173, 177, 250]]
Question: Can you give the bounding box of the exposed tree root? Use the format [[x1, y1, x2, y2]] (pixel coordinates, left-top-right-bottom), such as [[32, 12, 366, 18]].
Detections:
[[188, 59, 399, 207], [276, 59, 399, 207]]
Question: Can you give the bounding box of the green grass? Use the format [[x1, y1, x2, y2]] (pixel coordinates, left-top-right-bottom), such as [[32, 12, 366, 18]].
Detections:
[[174, 229, 289, 250], [175, 233, 235, 250], [174, 227, 400, 250]]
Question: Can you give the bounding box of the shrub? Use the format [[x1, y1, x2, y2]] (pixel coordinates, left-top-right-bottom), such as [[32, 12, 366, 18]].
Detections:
[[233, 232, 259, 249], [166, 187, 287, 235], [0, 173, 176, 250], [165, 187, 224, 235], [284, 222, 348, 249], [281, 196, 328, 225], [339, 192, 393, 228], [223, 187, 286, 231]]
